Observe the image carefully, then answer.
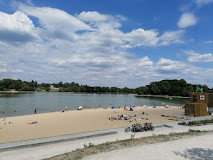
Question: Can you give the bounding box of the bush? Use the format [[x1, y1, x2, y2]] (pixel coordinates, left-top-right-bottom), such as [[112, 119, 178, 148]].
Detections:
[[188, 118, 213, 126]]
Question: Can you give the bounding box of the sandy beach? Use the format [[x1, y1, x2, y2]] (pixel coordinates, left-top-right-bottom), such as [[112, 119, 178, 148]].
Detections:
[[0, 106, 184, 143]]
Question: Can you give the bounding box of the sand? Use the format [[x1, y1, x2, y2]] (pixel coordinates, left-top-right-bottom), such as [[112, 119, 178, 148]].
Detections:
[[0, 106, 184, 143]]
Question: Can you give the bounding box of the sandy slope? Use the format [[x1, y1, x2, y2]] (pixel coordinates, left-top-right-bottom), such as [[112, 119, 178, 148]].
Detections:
[[0, 106, 183, 143]]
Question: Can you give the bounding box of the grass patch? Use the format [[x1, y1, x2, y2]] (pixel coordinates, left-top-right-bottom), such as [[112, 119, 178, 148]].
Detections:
[[73, 155, 83, 160], [188, 129, 201, 132], [45, 130, 213, 160], [187, 118, 213, 126]]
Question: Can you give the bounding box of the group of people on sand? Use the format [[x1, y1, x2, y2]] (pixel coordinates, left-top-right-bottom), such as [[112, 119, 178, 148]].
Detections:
[[112, 104, 137, 110], [109, 110, 149, 122]]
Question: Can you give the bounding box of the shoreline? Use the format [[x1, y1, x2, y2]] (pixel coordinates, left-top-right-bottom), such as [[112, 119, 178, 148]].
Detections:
[[0, 91, 130, 94], [135, 94, 189, 99], [0, 91, 189, 99], [0, 105, 181, 119]]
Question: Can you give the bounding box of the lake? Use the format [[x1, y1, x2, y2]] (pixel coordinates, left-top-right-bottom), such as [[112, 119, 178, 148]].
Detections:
[[0, 92, 188, 117]]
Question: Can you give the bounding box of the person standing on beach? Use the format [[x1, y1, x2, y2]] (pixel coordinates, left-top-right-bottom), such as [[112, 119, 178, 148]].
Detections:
[[34, 108, 37, 114]]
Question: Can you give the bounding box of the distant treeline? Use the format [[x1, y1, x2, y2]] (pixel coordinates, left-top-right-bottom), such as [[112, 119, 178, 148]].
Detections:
[[0, 79, 134, 93], [0, 79, 212, 96], [135, 79, 213, 97]]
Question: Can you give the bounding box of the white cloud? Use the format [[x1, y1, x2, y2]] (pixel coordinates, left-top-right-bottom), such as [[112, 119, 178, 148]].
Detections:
[[152, 58, 213, 87], [0, 69, 7, 72], [204, 41, 213, 44], [0, 11, 33, 32], [1, 5, 212, 87], [19, 5, 91, 31], [77, 11, 126, 30], [185, 50, 213, 62], [155, 58, 187, 74], [26, 0, 33, 6], [178, 13, 197, 28], [138, 57, 153, 67], [18, 5, 91, 41], [0, 11, 37, 42], [11, 69, 24, 73], [124, 29, 159, 47], [196, 0, 213, 6], [159, 30, 184, 45], [123, 29, 184, 48], [77, 11, 109, 22], [3, 5, 185, 48]]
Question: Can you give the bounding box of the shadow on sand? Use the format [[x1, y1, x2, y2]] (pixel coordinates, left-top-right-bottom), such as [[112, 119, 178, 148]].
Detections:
[[173, 148, 213, 160]]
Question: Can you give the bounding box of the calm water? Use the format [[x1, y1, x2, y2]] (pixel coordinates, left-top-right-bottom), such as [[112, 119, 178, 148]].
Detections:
[[0, 93, 188, 117]]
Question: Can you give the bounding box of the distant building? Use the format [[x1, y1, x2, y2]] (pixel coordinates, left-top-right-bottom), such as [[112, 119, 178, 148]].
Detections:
[[50, 85, 59, 91], [36, 88, 42, 91]]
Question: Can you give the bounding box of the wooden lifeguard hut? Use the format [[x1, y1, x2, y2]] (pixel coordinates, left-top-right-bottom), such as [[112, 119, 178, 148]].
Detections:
[[185, 90, 213, 117]]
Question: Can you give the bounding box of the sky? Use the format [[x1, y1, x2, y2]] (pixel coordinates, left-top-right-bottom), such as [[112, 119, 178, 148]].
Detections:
[[0, 0, 213, 88]]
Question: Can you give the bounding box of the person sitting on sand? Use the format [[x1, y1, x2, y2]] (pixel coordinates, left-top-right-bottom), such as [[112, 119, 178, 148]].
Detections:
[[129, 107, 133, 111]]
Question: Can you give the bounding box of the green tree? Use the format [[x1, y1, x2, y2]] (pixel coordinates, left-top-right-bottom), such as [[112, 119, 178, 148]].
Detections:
[[158, 80, 171, 95], [149, 82, 160, 95]]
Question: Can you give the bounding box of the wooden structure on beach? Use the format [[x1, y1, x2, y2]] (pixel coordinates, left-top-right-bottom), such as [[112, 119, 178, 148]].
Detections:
[[185, 92, 213, 117]]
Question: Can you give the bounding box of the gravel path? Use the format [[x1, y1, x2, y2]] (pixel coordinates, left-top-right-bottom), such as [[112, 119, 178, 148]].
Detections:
[[85, 133, 213, 160]]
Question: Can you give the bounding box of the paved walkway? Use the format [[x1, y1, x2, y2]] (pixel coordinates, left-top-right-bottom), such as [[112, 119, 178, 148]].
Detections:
[[0, 116, 212, 160], [85, 133, 213, 160], [0, 128, 118, 152]]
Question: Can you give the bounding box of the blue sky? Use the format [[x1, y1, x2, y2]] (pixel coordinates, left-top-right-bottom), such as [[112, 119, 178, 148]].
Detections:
[[0, 0, 213, 88]]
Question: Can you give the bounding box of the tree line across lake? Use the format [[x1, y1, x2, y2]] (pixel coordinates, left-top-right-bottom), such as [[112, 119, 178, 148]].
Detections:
[[0, 79, 212, 97]]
